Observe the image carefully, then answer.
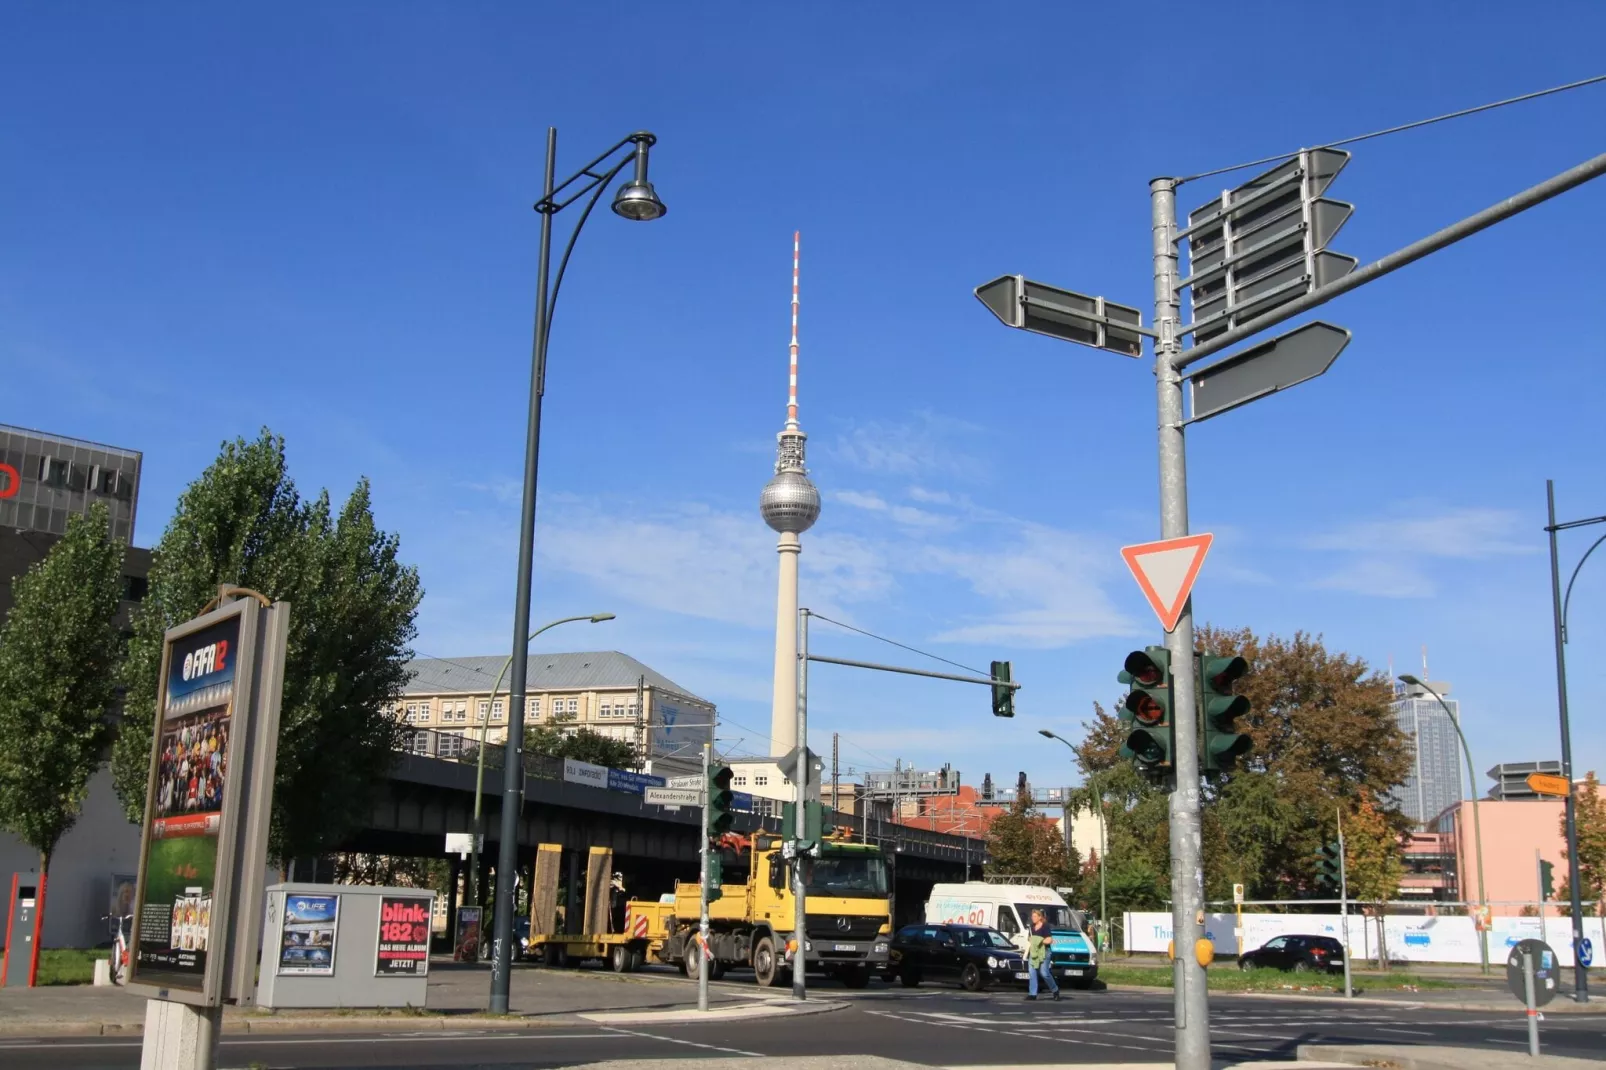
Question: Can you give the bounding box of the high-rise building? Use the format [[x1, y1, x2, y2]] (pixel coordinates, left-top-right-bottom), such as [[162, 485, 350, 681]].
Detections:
[[1389, 678, 1468, 827]]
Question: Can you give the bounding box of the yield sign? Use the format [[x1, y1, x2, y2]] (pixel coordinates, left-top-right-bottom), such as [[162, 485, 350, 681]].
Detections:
[[1121, 533, 1213, 632]]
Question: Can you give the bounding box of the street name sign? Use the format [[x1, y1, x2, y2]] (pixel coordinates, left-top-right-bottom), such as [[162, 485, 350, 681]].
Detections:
[[1527, 772, 1571, 797], [645, 787, 704, 808], [1181, 148, 1356, 344], [667, 774, 703, 789], [975, 274, 1144, 356], [1184, 321, 1351, 423], [1121, 533, 1213, 633]]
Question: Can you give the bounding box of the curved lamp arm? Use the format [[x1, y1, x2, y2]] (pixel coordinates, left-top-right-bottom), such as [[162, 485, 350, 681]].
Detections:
[[1561, 531, 1606, 644]]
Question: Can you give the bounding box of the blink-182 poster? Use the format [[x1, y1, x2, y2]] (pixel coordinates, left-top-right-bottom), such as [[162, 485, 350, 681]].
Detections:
[[132, 615, 240, 989]]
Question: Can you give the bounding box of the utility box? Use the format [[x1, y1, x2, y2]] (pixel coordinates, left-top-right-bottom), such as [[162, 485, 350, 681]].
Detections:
[[255, 883, 434, 1009], [1, 872, 41, 988]]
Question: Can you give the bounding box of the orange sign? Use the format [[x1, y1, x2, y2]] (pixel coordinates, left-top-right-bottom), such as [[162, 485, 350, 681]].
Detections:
[[1528, 772, 1571, 797]]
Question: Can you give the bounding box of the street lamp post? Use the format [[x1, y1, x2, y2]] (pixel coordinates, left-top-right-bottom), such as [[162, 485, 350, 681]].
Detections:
[[1398, 674, 1488, 975], [468, 613, 614, 926], [489, 128, 666, 1015], [1040, 729, 1107, 950], [1545, 479, 1606, 1002]]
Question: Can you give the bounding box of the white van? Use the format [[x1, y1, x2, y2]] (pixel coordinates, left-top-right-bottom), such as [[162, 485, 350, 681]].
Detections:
[[925, 879, 1098, 986]]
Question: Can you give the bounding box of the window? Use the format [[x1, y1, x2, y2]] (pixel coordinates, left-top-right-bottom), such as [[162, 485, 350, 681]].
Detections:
[[404, 702, 430, 724], [734, 776, 748, 787], [567, 698, 579, 716], [479, 700, 490, 720], [996, 908, 1021, 937], [40, 456, 69, 488], [526, 696, 540, 718], [437, 733, 465, 758], [407, 731, 431, 755], [754, 775, 769, 787], [492, 700, 504, 721]]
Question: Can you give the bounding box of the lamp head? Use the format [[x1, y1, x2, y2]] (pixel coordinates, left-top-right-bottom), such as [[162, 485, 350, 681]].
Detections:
[[590, 613, 617, 623], [1038, 729, 1055, 739], [1398, 674, 1422, 686], [611, 133, 666, 221]]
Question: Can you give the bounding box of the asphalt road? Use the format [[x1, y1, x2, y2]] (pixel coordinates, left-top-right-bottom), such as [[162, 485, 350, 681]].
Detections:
[[3, 978, 1603, 1068]]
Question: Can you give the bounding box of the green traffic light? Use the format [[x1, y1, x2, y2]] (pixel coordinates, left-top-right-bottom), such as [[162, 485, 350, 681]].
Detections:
[[1540, 859, 1556, 901], [991, 660, 1015, 718], [708, 764, 735, 835]]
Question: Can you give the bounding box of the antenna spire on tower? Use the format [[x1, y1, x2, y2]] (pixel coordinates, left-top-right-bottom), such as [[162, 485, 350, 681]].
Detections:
[[787, 230, 800, 430]]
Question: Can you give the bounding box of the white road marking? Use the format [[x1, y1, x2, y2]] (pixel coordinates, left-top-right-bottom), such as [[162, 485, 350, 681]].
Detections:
[[599, 1025, 765, 1057]]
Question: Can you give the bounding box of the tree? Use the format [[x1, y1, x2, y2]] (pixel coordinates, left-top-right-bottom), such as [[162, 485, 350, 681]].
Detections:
[[1343, 796, 1403, 968], [523, 724, 637, 770], [0, 504, 127, 906], [985, 793, 1082, 889], [1562, 771, 1606, 918], [111, 431, 422, 862]]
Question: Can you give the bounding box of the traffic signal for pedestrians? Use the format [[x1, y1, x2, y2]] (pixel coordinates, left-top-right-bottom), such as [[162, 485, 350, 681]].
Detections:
[[1197, 654, 1252, 776], [708, 763, 735, 836], [991, 660, 1015, 718], [706, 853, 723, 904], [1117, 647, 1174, 780], [1540, 859, 1556, 901], [1315, 842, 1341, 891]]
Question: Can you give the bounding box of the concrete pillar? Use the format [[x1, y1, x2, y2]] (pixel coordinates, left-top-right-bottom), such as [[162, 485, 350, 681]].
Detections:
[[770, 531, 801, 755], [140, 1000, 221, 1070]]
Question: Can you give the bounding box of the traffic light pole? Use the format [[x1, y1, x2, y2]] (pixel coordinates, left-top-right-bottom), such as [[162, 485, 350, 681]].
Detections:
[[1151, 177, 1211, 1070], [793, 608, 810, 1002], [1337, 808, 1352, 1000], [698, 741, 711, 1012]]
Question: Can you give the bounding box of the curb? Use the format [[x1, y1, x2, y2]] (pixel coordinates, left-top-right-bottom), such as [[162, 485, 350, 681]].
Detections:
[[0, 1013, 592, 1038], [1236, 991, 1606, 1014], [580, 1000, 845, 1024]]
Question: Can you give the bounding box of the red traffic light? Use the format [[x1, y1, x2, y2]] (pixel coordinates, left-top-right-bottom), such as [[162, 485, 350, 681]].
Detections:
[[1123, 650, 1165, 687], [1129, 691, 1165, 726]]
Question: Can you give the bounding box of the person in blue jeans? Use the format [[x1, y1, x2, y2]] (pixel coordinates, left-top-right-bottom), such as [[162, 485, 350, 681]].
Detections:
[[1025, 908, 1061, 1000]]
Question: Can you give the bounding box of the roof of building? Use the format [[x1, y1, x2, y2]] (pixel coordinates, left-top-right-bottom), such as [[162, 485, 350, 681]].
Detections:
[[402, 650, 708, 705]]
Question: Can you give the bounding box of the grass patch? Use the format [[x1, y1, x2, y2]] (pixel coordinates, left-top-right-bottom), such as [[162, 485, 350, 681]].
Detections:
[[1097, 963, 1465, 993], [32, 948, 110, 986]]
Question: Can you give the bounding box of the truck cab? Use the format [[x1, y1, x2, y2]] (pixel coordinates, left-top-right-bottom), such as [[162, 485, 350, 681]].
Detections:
[[925, 878, 1098, 987]]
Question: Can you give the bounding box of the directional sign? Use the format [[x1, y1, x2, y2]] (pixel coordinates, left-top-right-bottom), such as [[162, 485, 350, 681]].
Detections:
[[975, 274, 1145, 356], [1181, 148, 1356, 344], [1184, 321, 1351, 423], [645, 787, 703, 808], [1527, 772, 1572, 798], [1121, 533, 1213, 632], [1581, 937, 1594, 968]]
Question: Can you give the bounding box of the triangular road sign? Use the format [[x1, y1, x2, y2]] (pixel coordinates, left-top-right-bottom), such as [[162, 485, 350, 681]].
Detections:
[[1121, 533, 1214, 633]]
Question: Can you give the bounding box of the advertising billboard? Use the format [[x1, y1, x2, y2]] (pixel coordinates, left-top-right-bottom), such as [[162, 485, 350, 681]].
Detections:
[[375, 895, 432, 976], [277, 894, 339, 976], [130, 614, 243, 991]]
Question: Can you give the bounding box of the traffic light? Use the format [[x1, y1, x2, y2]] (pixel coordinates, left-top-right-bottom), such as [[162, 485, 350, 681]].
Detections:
[[708, 763, 735, 836], [705, 852, 723, 904], [1198, 654, 1252, 776], [1315, 842, 1341, 891], [781, 799, 825, 850], [990, 661, 1015, 718], [1540, 859, 1556, 901], [1117, 647, 1174, 779]]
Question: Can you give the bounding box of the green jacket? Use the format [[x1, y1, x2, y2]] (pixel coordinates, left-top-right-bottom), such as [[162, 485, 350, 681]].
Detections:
[[1027, 933, 1050, 966]]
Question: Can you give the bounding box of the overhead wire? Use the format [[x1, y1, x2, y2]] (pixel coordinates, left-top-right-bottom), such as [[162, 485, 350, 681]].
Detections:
[[807, 610, 990, 678], [1178, 73, 1606, 186]]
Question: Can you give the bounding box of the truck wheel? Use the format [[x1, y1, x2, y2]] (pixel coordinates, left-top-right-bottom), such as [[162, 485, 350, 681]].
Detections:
[[753, 936, 780, 987], [610, 945, 630, 973], [684, 950, 702, 981], [626, 947, 644, 972], [960, 963, 985, 992], [841, 966, 871, 989], [544, 944, 567, 969]]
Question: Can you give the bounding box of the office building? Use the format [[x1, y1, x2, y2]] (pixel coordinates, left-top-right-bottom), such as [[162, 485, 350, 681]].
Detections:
[[0, 424, 141, 542], [1389, 679, 1467, 828], [1488, 761, 1564, 801], [396, 651, 715, 778]]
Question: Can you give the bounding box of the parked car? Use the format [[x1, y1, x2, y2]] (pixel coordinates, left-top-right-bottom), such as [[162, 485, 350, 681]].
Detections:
[[1239, 934, 1345, 973], [888, 923, 1028, 991]]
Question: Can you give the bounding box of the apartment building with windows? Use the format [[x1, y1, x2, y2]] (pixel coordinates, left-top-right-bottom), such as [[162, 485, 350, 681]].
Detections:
[[396, 650, 715, 778]]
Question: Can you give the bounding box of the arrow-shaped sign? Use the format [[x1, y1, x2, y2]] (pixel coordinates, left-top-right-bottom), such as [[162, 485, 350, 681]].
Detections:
[[1185, 321, 1351, 424]]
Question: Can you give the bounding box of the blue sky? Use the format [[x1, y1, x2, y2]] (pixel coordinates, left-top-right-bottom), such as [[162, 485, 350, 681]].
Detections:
[[4, 3, 1603, 798]]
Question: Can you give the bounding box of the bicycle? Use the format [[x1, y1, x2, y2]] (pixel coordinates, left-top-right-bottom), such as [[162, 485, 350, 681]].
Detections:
[[102, 913, 132, 985]]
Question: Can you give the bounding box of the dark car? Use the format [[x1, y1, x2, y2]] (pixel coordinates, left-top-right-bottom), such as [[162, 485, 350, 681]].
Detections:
[[888, 923, 1028, 991], [1239, 934, 1345, 973]]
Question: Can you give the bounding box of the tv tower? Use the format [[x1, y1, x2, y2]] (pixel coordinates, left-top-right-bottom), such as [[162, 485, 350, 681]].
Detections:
[[758, 231, 820, 755]]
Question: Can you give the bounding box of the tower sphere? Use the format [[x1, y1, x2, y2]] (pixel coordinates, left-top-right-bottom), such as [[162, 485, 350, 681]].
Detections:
[[760, 470, 821, 534]]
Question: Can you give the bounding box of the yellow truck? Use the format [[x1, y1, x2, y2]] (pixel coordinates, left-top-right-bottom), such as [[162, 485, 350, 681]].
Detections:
[[527, 831, 893, 987]]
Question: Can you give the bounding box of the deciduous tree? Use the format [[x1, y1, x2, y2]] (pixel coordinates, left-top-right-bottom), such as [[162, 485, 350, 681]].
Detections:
[[1562, 771, 1606, 918], [0, 504, 127, 908], [111, 431, 422, 862], [985, 793, 1082, 889], [1343, 796, 1403, 967], [523, 724, 637, 770]]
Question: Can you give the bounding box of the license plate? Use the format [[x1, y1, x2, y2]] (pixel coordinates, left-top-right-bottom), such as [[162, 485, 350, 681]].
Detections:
[[833, 943, 856, 951], [1013, 971, 1029, 979], [1061, 968, 1086, 976]]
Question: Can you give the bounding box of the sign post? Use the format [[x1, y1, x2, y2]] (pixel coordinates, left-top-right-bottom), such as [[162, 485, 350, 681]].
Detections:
[[128, 591, 289, 1070]]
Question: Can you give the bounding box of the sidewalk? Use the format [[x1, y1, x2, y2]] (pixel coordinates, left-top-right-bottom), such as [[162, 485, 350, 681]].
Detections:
[[0, 960, 810, 1037]]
